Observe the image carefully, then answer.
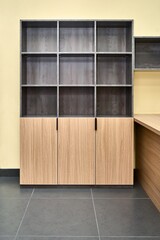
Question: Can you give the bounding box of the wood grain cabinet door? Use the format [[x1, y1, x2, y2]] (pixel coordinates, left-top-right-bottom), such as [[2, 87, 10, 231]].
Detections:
[[58, 118, 95, 184], [96, 118, 134, 185], [20, 118, 57, 185]]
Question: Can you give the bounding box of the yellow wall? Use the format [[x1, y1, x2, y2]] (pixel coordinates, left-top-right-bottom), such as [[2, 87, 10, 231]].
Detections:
[[0, 0, 160, 168]]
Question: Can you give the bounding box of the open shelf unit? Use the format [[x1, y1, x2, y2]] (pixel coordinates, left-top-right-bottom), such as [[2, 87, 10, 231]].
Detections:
[[21, 20, 133, 117], [135, 37, 160, 70]]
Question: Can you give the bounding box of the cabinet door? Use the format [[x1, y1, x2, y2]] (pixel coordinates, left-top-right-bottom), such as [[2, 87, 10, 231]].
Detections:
[[96, 118, 134, 185], [58, 118, 95, 184], [20, 118, 57, 185]]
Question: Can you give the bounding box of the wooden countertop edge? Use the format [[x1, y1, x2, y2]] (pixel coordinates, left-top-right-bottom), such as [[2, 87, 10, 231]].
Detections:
[[134, 115, 160, 136]]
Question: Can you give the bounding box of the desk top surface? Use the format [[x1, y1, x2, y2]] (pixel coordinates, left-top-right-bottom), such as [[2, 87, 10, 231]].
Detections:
[[134, 114, 160, 136]]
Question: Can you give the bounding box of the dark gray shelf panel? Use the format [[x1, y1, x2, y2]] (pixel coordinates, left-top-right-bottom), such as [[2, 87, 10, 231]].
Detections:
[[97, 21, 132, 52], [59, 87, 94, 116], [97, 87, 132, 117], [59, 55, 94, 85], [135, 38, 160, 69], [97, 54, 132, 85], [22, 87, 57, 116], [22, 55, 57, 85], [22, 21, 57, 52], [59, 21, 94, 52]]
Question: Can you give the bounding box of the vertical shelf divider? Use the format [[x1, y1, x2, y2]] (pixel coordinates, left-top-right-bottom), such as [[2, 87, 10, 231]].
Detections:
[[20, 21, 23, 117], [131, 21, 134, 117], [94, 21, 97, 118], [57, 21, 59, 118]]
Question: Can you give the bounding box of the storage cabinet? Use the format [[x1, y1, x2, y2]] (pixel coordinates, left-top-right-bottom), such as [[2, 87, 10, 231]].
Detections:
[[135, 37, 160, 70], [96, 118, 134, 185], [58, 118, 95, 184], [20, 20, 134, 185], [20, 118, 57, 185]]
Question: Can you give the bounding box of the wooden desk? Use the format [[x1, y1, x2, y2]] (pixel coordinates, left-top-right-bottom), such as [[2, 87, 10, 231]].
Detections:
[[135, 114, 160, 211]]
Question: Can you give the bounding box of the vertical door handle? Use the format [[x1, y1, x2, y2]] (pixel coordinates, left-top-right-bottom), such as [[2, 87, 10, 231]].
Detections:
[[95, 118, 97, 131], [56, 118, 58, 131]]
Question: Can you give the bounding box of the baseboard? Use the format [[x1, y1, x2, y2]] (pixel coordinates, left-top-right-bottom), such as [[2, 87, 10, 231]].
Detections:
[[0, 169, 19, 177], [0, 169, 137, 181]]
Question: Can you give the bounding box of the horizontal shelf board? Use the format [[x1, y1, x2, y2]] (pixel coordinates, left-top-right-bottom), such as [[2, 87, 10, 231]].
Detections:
[[21, 115, 57, 118], [22, 52, 133, 55], [96, 115, 133, 118], [21, 84, 57, 87], [96, 84, 132, 87], [21, 115, 133, 118], [134, 68, 160, 71], [21, 52, 57, 55], [59, 115, 95, 117], [21, 19, 133, 22], [96, 52, 132, 55], [59, 52, 95, 55], [59, 85, 95, 87]]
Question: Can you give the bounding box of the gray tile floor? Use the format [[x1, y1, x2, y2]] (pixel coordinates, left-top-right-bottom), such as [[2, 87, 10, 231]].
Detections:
[[0, 177, 160, 240]]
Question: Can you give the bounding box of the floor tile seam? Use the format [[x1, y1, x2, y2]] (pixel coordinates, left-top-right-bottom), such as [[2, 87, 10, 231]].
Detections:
[[14, 188, 35, 240], [91, 189, 101, 240], [92, 197, 150, 200], [11, 235, 160, 238], [100, 236, 160, 238], [16, 235, 100, 238], [31, 198, 92, 200]]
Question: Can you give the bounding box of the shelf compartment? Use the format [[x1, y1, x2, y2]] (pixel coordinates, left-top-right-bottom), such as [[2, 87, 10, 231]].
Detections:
[[97, 54, 132, 85], [97, 87, 132, 117], [59, 87, 94, 116], [96, 21, 132, 52], [135, 38, 160, 69], [59, 54, 94, 85], [22, 21, 57, 52], [59, 21, 94, 52], [22, 54, 57, 85], [22, 87, 57, 116]]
